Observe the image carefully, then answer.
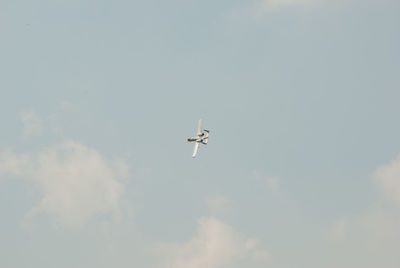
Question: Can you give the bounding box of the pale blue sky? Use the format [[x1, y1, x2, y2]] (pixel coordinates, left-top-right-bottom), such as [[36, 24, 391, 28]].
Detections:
[[1, 0, 400, 267]]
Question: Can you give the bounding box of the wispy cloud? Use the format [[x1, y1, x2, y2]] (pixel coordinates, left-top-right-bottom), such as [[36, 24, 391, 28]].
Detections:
[[374, 154, 400, 206], [328, 204, 400, 243], [159, 217, 270, 268], [0, 141, 128, 227], [20, 111, 43, 139], [326, 154, 400, 263]]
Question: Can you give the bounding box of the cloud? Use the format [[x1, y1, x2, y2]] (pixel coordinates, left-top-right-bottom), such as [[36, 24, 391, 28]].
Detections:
[[20, 111, 43, 139], [159, 217, 270, 268], [328, 204, 400, 243], [0, 141, 128, 227], [328, 154, 400, 240], [326, 154, 400, 267], [374, 154, 400, 206]]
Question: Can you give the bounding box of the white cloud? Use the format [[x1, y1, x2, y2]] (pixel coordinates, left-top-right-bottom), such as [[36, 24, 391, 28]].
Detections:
[[328, 205, 400, 243], [0, 141, 128, 227], [374, 154, 400, 206], [160, 217, 270, 268], [358, 205, 400, 241], [20, 111, 43, 139], [328, 154, 400, 241], [325, 154, 400, 267]]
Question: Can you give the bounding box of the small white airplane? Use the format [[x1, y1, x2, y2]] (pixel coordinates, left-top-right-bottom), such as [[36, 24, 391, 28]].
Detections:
[[187, 119, 209, 158]]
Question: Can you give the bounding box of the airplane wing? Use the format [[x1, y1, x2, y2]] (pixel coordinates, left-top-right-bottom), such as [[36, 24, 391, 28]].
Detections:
[[192, 142, 200, 158], [197, 119, 202, 136]]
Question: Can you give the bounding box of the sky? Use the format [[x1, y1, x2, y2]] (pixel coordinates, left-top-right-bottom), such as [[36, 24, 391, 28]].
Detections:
[[0, 0, 400, 267]]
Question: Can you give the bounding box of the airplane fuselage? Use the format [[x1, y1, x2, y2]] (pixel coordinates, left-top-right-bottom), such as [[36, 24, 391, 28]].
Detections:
[[187, 137, 206, 142], [188, 120, 209, 157], [187, 132, 208, 143]]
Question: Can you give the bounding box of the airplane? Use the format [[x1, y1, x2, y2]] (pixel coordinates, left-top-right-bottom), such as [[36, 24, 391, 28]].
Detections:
[[187, 119, 209, 158]]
